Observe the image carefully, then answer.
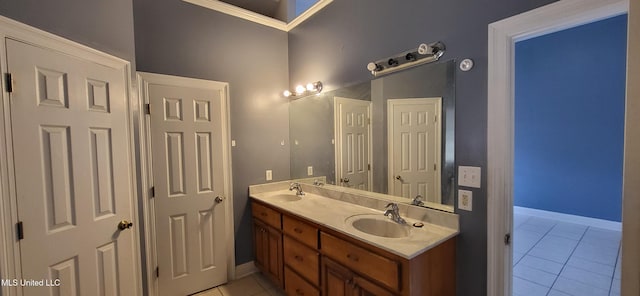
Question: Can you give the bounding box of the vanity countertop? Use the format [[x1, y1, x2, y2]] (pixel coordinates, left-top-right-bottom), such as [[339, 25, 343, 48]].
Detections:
[[249, 188, 459, 259]]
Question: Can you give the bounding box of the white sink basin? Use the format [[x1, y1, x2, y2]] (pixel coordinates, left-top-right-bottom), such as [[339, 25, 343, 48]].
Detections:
[[346, 214, 410, 238], [267, 194, 302, 202]]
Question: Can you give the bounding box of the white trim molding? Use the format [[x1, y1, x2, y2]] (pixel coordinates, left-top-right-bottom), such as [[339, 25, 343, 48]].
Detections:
[[182, 0, 333, 32], [137, 72, 235, 295], [621, 0, 640, 294], [234, 261, 258, 279], [486, 0, 628, 295]]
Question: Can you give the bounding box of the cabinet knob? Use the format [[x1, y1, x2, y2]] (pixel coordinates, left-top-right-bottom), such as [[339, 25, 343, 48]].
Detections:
[[346, 253, 359, 262]]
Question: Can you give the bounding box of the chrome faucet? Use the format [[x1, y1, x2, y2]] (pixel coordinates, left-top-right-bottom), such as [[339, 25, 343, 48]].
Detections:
[[384, 203, 406, 224], [313, 179, 325, 186], [411, 194, 424, 206], [289, 182, 305, 196]]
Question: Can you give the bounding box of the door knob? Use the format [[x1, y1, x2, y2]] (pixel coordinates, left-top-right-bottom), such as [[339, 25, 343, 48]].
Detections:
[[118, 220, 133, 230], [215, 196, 225, 203], [395, 175, 403, 181], [340, 178, 350, 183]]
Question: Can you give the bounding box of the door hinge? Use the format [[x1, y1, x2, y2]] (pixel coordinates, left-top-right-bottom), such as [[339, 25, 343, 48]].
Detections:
[[367, 118, 371, 125], [155, 266, 159, 278], [150, 186, 155, 198], [144, 103, 151, 115], [5, 73, 14, 93], [16, 221, 23, 240], [434, 115, 437, 123], [367, 164, 371, 171], [504, 233, 511, 245], [434, 163, 437, 171]]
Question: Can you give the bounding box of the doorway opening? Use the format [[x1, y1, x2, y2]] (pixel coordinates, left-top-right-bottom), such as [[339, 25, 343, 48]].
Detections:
[[512, 14, 627, 296]]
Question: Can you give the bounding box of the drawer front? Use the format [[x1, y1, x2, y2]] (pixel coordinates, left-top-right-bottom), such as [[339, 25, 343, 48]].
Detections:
[[320, 232, 399, 291], [283, 215, 318, 248], [252, 201, 281, 229], [283, 236, 319, 285], [285, 267, 320, 296]]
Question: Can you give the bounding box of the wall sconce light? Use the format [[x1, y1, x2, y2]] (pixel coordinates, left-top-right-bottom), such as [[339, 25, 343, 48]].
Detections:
[[283, 81, 323, 98], [366, 41, 446, 77]]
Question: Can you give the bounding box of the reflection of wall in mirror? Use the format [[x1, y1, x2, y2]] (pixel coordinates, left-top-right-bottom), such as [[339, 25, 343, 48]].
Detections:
[[289, 82, 371, 184]]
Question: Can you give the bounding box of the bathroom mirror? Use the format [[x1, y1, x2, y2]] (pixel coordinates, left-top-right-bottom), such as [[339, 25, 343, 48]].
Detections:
[[290, 60, 455, 211], [183, 0, 333, 31]]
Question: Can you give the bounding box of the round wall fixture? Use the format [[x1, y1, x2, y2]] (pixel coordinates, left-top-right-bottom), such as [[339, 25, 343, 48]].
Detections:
[[459, 58, 474, 71]]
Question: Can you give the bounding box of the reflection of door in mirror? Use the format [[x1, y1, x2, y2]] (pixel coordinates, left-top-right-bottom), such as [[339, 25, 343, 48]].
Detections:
[[388, 98, 442, 203], [334, 97, 372, 190]]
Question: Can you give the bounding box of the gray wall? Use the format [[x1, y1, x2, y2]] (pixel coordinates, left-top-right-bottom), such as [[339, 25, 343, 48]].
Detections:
[[0, 0, 136, 64], [288, 0, 556, 295], [133, 0, 291, 265]]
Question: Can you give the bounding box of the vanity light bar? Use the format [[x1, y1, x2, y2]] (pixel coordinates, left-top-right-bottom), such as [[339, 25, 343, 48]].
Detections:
[[283, 81, 323, 98], [367, 41, 446, 77]]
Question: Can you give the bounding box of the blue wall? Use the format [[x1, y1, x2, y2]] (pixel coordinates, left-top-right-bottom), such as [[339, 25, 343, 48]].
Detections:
[[514, 15, 627, 222]]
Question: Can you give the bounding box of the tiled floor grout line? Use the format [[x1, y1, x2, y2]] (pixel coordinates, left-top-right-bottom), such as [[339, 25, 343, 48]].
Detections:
[[543, 224, 588, 296], [608, 244, 623, 295], [515, 215, 623, 296]]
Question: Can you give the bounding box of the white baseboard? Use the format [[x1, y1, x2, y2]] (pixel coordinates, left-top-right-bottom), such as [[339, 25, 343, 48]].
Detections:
[[514, 206, 622, 231], [235, 261, 258, 279]]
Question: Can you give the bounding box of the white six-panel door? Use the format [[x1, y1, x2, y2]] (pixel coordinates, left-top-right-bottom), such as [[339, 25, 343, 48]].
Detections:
[[388, 98, 442, 202], [7, 38, 137, 295], [147, 77, 228, 296], [334, 97, 372, 190]]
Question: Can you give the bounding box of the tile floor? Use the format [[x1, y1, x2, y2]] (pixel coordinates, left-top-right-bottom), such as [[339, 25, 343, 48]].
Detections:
[[513, 212, 621, 296], [193, 272, 284, 296]]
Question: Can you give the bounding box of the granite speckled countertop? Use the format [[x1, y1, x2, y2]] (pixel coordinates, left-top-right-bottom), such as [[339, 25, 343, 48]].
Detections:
[[249, 182, 459, 259]]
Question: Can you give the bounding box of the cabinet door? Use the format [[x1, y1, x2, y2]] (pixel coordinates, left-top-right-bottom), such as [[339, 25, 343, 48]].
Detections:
[[321, 257, 357, 296], [353, 275, 395, 296], [253, 221, 283, 287], [253, 221, 268, 271], [266, 224, 284, 287]]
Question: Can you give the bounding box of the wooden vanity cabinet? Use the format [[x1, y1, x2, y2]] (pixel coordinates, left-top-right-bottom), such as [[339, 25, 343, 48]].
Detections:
[[251, 199, 456, 296], [322, 256, 395, 296], [252, 203, 283, 288]]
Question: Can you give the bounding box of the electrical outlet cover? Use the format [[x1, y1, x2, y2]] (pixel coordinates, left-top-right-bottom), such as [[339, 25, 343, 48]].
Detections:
[[458, 189, 473, 211]]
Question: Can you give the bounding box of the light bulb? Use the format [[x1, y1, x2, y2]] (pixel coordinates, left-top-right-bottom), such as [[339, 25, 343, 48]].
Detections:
[[295, 85, 305, 94], [283, 90, 292, 97], [306, 83, 315, 91]]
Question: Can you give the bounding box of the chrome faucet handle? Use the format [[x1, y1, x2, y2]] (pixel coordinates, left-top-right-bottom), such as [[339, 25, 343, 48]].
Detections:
[[385, 203, 398, 210], [411, 195, 424, 206]]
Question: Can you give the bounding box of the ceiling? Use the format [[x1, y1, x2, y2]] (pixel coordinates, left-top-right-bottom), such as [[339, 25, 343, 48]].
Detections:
[[219, 0, 283, 19]]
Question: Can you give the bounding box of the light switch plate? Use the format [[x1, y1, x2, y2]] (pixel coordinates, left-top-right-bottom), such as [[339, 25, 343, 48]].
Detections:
[[458, 189, 473, 211], [266, 170, 272, 181], [458, 166, 481, 188], [231, 140, 236, 147], [307, 166, 313, 176]]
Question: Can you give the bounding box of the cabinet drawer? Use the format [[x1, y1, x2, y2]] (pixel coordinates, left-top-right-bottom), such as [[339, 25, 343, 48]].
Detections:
[[285, 267, 319, 296], [252, 202, 281, 229], [283, 215, 318, 248], [283, 236, 319, 285], [320, 232, 399, 291]]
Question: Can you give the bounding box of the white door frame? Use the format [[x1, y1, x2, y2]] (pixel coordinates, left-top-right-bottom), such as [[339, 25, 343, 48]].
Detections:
[[387, 98, 442, 200], [137, 72, 235, 296], [486, 0, 629, 295], [334, 97, 372, 190], [0, 15, 142, 296]]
